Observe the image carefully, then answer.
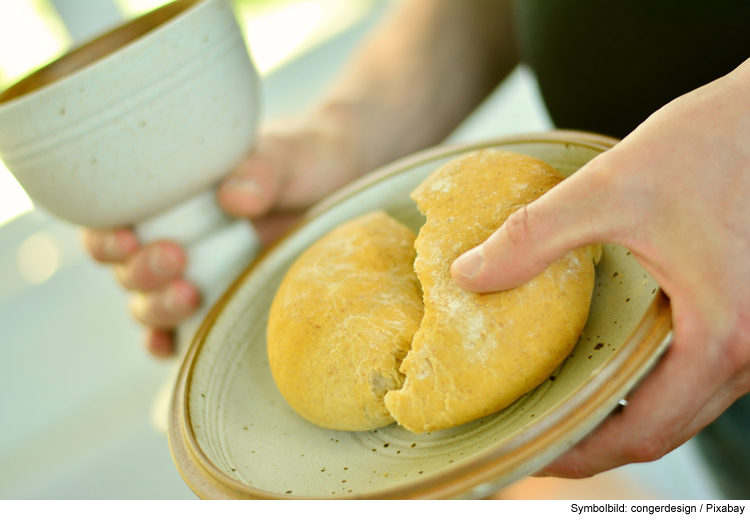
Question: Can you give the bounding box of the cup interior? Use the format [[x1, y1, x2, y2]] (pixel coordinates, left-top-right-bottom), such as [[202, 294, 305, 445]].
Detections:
[[0, 0, 201, 104]]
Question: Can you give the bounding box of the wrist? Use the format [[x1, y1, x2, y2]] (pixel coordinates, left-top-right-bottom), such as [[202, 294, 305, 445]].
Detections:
[[309, 99, 380, 176]]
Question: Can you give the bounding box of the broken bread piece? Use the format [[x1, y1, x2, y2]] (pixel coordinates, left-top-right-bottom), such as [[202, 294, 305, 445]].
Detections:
[[383, 150, 601, 432], [267, 150, 600, 434], [267, 211, 423, 431]]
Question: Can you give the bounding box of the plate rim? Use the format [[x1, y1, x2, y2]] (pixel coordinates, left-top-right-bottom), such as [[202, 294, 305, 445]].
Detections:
[[168, 130, 673, 499]]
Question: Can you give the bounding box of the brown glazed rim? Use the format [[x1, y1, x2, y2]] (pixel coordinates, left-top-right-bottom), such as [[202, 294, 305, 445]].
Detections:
[[0, 0, 201, 104], [168, 131, 673, 499]]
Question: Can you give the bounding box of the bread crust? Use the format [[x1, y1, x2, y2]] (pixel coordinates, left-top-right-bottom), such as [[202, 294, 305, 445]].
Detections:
[[267, 211, 423, 431], [383, 150, 600, 432], [268, 150, 600, 433]]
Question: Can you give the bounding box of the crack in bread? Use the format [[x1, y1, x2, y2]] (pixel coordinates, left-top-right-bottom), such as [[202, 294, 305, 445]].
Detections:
[[384, 150, 600, 432], [267, 211, 423, 431], [267, 150, 600, 433]]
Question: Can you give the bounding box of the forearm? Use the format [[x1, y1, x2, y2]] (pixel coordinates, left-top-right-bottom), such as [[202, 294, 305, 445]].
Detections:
[[315, 0, 518, 174]]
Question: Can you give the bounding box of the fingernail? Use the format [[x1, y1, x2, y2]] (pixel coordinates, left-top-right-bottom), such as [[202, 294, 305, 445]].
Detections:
[[149, 246, 182, 278], [222, 177, 264, 198], [130, 292, 147, 319], [452, 245, 484, 279]]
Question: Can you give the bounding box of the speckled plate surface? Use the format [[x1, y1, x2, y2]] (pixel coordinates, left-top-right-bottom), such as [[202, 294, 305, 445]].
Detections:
[[168, 131, 672, 499]]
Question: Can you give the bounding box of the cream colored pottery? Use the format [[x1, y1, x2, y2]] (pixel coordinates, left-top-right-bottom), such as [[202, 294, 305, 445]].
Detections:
[[0, 0, 262, 302], [169, 132, 673, 499]]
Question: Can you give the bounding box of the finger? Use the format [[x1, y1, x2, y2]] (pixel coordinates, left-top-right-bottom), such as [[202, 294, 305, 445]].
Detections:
[[82, 228, 139, 263], [253, 213, 302, 247], [145, 328, 175, 359], [114, 241, 187, 291], [540, 330, 734, 478], [130, 279, 200, 328], [217, 139, 290, 218], [451, 159, 633, 293]]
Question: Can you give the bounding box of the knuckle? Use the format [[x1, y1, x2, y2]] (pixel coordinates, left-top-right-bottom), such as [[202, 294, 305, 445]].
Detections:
[[114, 263, 136, 290], [583, 153, 646, 241], [130, 282, 197, 329], [120, 247, 176, 291], [85, 229, 132, 262], [83, 231, 109, 261], [625, 432, 671, 464], [560, 461, 597, 480], [131, 294, 169, 328], [129, 292, 150, 325], [725, 312, 750, 374], [503, 205, 533, 248]]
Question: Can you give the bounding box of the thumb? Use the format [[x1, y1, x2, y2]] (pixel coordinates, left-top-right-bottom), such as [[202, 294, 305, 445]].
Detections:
[[450, 164, 629, 292], [217, 135, 292, 219]]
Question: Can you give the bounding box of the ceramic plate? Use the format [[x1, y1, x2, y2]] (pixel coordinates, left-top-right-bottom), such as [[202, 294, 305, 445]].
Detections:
[[168, 131, 672, 499]]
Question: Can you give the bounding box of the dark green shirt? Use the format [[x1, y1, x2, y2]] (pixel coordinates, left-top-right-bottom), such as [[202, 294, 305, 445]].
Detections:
[[513, 0, 750, 138]]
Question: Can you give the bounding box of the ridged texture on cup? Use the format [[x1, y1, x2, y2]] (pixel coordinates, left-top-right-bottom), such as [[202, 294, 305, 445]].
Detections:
[[0, 0, 259, 228]]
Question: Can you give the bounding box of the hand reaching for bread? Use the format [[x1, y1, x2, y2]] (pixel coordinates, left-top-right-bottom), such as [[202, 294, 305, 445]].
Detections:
[[452, 59, 750, 478]]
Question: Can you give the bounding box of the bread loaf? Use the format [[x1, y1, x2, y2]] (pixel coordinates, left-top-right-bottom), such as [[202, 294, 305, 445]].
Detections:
[[267, 150, 600, 432], [384, 150, 601, 432], [267, 211, 423, 431]]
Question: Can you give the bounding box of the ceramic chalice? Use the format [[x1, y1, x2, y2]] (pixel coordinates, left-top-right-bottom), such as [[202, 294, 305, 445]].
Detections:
[[0, 0, 262, 350]]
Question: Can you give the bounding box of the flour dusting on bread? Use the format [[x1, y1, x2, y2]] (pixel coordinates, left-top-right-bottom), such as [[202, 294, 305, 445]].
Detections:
[[267, 150, 600, 433], [383, 150, 600, 433], [267, 211, 422, 431]]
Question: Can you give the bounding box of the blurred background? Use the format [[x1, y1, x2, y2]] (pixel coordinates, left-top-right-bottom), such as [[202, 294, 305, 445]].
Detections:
[[0, 0, 725, 499]]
